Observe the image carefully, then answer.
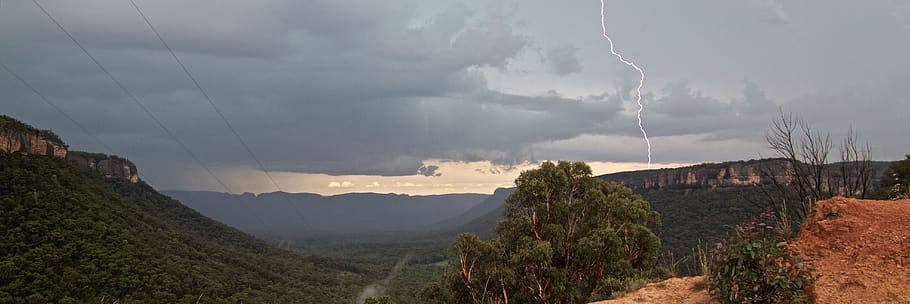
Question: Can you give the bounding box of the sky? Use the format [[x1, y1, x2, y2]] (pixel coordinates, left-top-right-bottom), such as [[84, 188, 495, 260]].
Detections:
[[1, 0, 908, 195]]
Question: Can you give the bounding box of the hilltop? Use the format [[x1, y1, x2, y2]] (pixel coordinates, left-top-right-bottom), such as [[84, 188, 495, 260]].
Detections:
[[792, 197, 910, 303], [0, 115, 139, 182], [0, 117, 373, 303]]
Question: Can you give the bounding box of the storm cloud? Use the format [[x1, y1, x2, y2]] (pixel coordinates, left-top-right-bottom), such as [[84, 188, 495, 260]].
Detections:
[[1, 0, 908, 191]]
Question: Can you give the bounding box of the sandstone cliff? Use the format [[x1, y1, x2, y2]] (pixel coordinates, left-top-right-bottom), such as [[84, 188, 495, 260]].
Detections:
[[600, 159, 889, 191], [66, 151, 140, 183], [1, 115, 139, 183], [600, 159, 793, 190], [0, 116, 67, 158]]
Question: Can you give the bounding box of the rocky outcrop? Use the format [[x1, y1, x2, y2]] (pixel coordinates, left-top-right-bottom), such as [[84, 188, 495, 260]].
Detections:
[[0, 117, 67, 158], [67, 151, 140, 183], [600, 159, 890, 192], [1, 115, 138, 183], [600, 159, 795, 190]]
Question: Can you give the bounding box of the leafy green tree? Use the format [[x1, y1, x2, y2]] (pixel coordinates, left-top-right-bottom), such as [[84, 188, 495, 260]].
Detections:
[[426, 161, 661, 304], [875, 154, 910, 200]]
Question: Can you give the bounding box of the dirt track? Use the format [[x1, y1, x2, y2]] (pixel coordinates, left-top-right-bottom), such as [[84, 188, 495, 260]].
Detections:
[[594, 197, 910, 304], [590, 276, 716, 304]]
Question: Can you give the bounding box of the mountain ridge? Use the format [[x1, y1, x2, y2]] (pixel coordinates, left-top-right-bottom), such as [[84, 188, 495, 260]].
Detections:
[[164, 190, 488, 236], [0, 115, 139, 183]]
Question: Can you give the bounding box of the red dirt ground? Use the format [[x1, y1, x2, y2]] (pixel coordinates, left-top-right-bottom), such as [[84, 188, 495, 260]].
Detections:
[[594, 197, 910, 304], [791, 197, 910, 303]]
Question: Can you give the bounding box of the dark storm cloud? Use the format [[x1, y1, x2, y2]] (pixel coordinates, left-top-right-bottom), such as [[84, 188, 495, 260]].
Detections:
[[0, 0, 617, 177], [1, 0, 909, 187]]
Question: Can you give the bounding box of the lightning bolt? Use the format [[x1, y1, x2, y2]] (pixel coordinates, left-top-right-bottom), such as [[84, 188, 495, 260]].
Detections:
[[600, 0, 652, 168]]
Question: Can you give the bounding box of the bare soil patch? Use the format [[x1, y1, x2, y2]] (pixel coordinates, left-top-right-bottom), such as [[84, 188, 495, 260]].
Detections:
[[595, 197, 910, 303], [791, 197, 910, 304], [590, 276, 715, 304]]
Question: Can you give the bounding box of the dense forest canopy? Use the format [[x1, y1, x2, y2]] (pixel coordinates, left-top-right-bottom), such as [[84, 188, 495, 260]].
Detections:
[[0, 152, 372, 303]]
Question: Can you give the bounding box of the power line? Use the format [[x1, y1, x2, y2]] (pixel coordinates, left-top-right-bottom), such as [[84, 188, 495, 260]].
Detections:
[[4, 61, 286, 237], [1, 61, 160, 189], [1, 62, 116, 156], [29, 0, 234, 191], [27, 0, 283, 236], [127, 0, 314, 232]]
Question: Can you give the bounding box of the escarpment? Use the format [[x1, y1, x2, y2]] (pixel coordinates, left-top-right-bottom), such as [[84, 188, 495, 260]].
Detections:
[[1, 115, 139, 183], [601, 159, 889, 191]]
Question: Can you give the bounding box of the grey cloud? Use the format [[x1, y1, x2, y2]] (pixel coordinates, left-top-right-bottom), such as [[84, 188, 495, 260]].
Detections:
[[417, 165, 441, 177], [604, 80, 779, 139], [0, 0, 537, 177], [544, 45, 582, 76], [1, 0, 908, 188]]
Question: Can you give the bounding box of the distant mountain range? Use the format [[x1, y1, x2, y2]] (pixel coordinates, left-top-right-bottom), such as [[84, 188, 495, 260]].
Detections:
[[164, 190, 488, 237]]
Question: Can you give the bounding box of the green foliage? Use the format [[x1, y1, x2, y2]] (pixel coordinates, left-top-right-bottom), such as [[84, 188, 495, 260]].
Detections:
[[876, 154, 910, 200], [0, 152, 372, 303], [707, 211, 815, 304], [643, 187, 773, 276], [426, 161, 661, 304], [364, 295, 395, 304]]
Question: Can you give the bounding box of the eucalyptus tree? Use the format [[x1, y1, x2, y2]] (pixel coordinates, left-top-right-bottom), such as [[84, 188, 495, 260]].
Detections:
[[426, 161, 661, 304]]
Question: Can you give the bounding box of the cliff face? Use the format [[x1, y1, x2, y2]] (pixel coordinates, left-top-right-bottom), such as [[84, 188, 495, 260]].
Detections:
[[0, 127, 67, 158], [601, 159, 794, 190], [66, 151, 140, 183], [1, 115, 138, 183], [600, 159, 890, 192]]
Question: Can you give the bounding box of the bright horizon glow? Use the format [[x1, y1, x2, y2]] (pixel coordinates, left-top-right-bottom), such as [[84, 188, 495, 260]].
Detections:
[[167, 159, 691, 196]]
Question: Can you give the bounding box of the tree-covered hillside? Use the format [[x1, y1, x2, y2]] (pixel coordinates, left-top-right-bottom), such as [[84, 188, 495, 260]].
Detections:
[[0, 152, 372, 303]]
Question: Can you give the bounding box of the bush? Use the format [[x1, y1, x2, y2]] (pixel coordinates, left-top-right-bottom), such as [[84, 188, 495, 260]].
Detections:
[[876, 154, 910, 200], [707, 211, 815, 304], [885, 182, 910, 200]]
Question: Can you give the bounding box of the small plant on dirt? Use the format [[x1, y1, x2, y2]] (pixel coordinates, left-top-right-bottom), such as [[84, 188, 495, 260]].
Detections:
[[824, 208, 840, 220], [707, 210, 815, 304]]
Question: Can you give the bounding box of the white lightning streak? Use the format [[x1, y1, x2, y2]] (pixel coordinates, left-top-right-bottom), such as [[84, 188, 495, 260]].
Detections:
[[600, 0, 652, 168]]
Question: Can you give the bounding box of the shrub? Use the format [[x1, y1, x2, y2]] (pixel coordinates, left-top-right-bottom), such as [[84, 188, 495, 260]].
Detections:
[[707, 211, 815, 304], [886, 182, 910, 200], [876, 154, 910, 200]]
